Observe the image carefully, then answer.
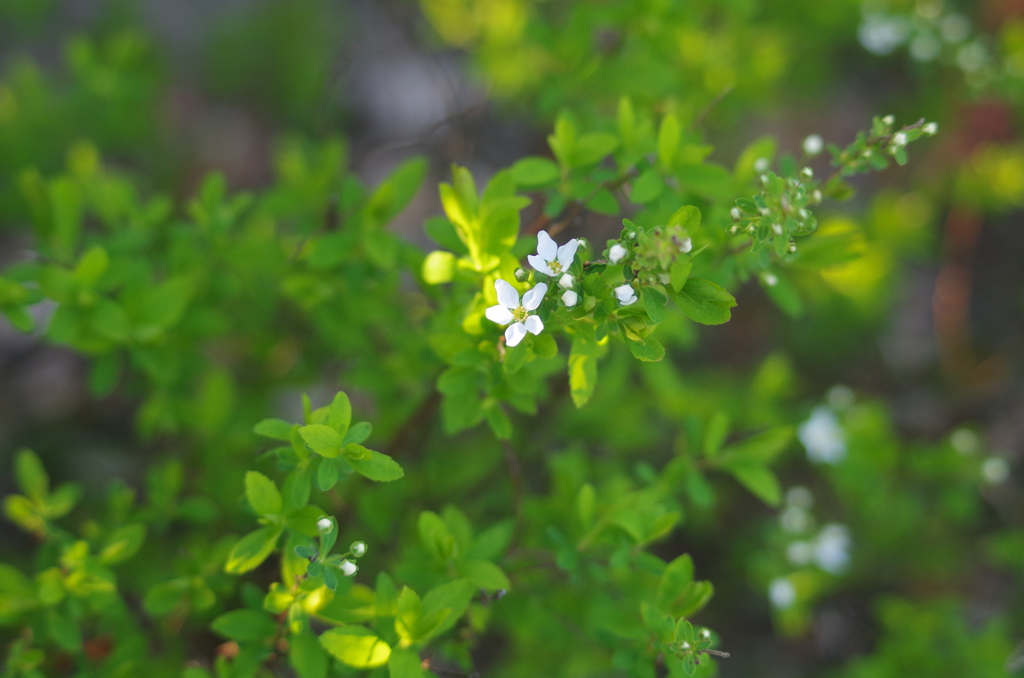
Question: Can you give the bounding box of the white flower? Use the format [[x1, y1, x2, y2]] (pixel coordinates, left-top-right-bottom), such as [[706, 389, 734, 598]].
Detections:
[[317, 517, 333, 534], [753, 157, 770, 172], [340, 559, 358, 576], [485, 279, 547, 347], [558, 273, 574, 289], [799, 166, 813, 180], [787, 540, 815, 566], [780, 506, 810, 533], [608, 243, 628, 264], [892, 132, 908, 147], [803, 134, 824, 156], [769, 577, 796, 609], [982, 457, 1009, 484], [950, 428, 979, 455], [613, 284, 637, 306], [814, 523, 851, 574], [798, 406, 846, 464], [677, 237, 692, 253], [785, 486, 813, 509], [528, 230, 578, 276], [561, 290, 578, 307], [923, 121, 938, 135], [350, 541, 367, 557], [730, 207, 742, 221]]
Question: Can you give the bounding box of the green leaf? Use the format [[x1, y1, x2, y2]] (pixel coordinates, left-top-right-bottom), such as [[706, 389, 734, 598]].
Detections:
[[655, 554, 694, 612], [643, 288, 666, 324], [703, 412, 729, 457], [47, 608, 81, 652], [630, 169, 664, 204], [282, 469, 312, 512], [254, 418, 294, 441], [720, 426, 793, 464], [658, 113, 681, 170], [299, 425, 345, 458], [73, 246, 109, 286], [422, 250, 456, 285], [328, 392, 352, 440], [625, 335, 665, 362], [14, 449, 48, 502], [211, 609, 277, 642], [669, 259, 692, 293], [388, 648, 425, 678], [569, 330, 600, 408], [420, 579, 476, 638], [456, 559, 510, 591], [317, 457, 340, 491], [667, 205, 701, 231], [319, 626, 392, 668], [287, 505, 328, 537], [344, 445, 404, 482], [669, 279, 736, 325], [224, 526, 282, 574], [510, 157, 559, 187], [720, 461, 781, 506], [573, 132, 619, 167], [99, 524, 146, 565], [343, 421, 373, 445], [245, 471, 282, 517], [291, 631, 329, 678], [418, 511, 457, 562]]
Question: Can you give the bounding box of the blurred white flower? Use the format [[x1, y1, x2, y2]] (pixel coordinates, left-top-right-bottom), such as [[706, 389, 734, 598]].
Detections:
[[609, 243, 628, 264], [859, 14, 910, 55], [613, 284, 637, 306], [950, 428, 979, 455], [769, 577, 796, 609], [786, 486, 813, 509], [340, 559, 358, 576], [780, 506, 810, 534], [799, 406, 847, 464], [561, 289, 578, 307], [529, 230, 579, 276], [814, 523, 851, 575], [982, 457, 1010, 484], [803, 134, 824, 156], [485, 279, 547, 347], [317, 517, 333, 534], [787, 540, 815, 566], [350, 541, 367, 557]]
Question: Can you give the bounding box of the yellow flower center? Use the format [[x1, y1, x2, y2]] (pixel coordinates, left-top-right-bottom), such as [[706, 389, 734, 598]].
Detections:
[[511, 306, 529, 323], [548, 260, 563, 274]]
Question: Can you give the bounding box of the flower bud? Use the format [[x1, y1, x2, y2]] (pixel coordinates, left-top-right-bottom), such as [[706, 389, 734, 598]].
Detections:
[[514, 267, 529, 283], [558, 273, 574, 289], [317, 517, 333, 534], [754, 157, 770, 172], [803, 134, 824, 156], [699, 628, 711, 640], [613, 284, 637, 306], [680, 641, 691, 651], [923, 121, 938, 135], [882, 114, 895, 126], [892, 132, 907, 147], [677, 237, 692, 253], [561, 289, 579, 307], [608, 243, 627, 264], [811, 189, 823, 204], [787, 242, 797, 254], [626, 230, 637, 240], [340, 559, 358, 576], [350, 541, 367, 557], [575, 237, 590, 252], [799, 166, 813, 180], [730, 207, 742, 221]]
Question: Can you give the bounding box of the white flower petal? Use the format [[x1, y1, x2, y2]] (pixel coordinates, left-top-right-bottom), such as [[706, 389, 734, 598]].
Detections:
[[614, 284, 634, 302], [558, 273, 574, 289], [494, 279, 520, 309], [505, 322, 527, 347], [561, 289, 578, 307], [527, 254, 553, 276], [524, 315, 544, 335], [609, 243, 627, 263], [537, 230, 557, 260], [485, 305, 514, 325], [556, 239, 579, 269], [620, 293, 637, 306], [522, 282, 547, 311]]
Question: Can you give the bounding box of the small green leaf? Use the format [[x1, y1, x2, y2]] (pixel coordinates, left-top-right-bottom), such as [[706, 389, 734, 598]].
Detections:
[[658, 113, 681, 170], [510, 157, 559, 187], [14, 449, 48, 502], [225, 526, 282, 574], [669, 279, 736, 325], [245, 471, 282, 517], [254, 419, 294, 441], [388, 648, 425, 678], [343, 422, 373, 445], [643, 288, 666, 324], [721, 461, 781, 506], [291, 630, 329, 678], [669, 259, 692, 293], [319, 626, 392, 668], [287, 505, 329, 537], [211, 609, 277, 642], [99, 524, 146, 565], [422, 251, 456, 285], [300, 425, 345, 458], [625, 335, 665, 362], [344, 445, 404, 482], [667, 205, 701, 231], [329, 392, 352, 440], [703, 412, 729, 457], [456, 559, 510, 591], [630, 169, 664, 204], [317, 457, 340, 491]]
